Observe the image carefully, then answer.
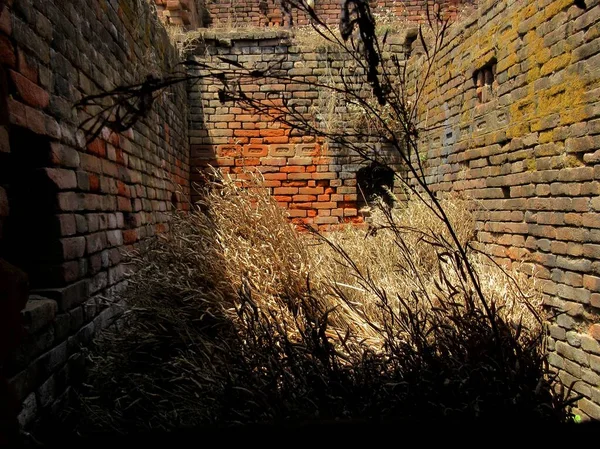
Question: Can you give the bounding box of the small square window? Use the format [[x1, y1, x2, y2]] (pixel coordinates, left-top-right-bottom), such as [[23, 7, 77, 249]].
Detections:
[[473, 60, 497, 104]]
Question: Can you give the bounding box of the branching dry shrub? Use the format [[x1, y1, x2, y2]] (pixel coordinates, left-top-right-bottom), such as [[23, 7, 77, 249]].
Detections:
[[67, 1, 580, 437], [63, 172, 573, 436]]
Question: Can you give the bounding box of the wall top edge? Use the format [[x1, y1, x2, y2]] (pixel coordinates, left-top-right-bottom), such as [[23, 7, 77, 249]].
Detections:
[[196, 29, 293, 42]]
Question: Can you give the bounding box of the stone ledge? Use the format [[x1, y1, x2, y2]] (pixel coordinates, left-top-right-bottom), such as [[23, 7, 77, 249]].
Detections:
[[21, 297, 57, 334], [195, 29, 292, 43], [31, 279, 89, 313]]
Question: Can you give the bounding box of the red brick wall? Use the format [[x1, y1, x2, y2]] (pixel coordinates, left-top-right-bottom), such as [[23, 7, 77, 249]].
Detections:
[[0, 0, 189, 429], [189, 44, 362, 228], [154, 0, 206, 28], [187, 30, 406, 230]]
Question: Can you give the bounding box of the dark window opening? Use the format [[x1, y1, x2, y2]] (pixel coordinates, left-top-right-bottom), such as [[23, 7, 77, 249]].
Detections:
[[405, 29, 418, 58], [473, 58, 497, 104], [356, 162, 396, 210]]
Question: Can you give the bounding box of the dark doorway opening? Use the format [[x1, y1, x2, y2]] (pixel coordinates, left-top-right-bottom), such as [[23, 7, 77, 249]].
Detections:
[[1, 127, 62, 288]]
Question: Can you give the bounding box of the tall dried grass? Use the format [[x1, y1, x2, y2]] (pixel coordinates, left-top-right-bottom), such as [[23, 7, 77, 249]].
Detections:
[[64, 171, 571, 435]]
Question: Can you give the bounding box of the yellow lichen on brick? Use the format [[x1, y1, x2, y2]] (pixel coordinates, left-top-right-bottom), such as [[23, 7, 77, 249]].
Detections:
[[540, 130, 554, 144], [559, 105, 592, 126], [540, 54, 571, 76], [542, 0, 576, 19], [540, 73, 585, 114], [527, 64, 541, 84], [496, 52, 518, 74], [556, 153, 585, 168], [509, 98, 535, 127], [585, 23, 600, 42], [507, 122, 531, 139], [521, 2, 539, 20]]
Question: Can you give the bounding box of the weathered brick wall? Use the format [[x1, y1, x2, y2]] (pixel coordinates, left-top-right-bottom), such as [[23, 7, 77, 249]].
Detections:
[[204, 0, 472, 28], [153, 0, 208, 28], [187, 30, 406, 229], [0, 0, 189, 430], [414, 0, 600, 419]]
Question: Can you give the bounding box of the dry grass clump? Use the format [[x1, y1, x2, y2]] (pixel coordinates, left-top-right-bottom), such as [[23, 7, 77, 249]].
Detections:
[[293, 25, 345, 53], [313, 195, 544, 349], [61, 172, 571, 436]]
